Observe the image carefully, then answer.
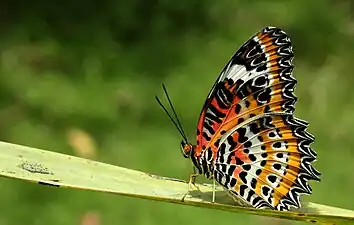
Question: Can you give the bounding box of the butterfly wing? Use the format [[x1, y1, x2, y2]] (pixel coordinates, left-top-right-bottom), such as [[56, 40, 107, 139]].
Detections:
[[194, 26, 320, 210], [214, 113, 320, 210], [195, 26, 297, 155]]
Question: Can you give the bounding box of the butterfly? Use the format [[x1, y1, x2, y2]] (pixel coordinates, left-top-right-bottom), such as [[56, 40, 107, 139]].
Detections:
[[156, 26, 320, 211]]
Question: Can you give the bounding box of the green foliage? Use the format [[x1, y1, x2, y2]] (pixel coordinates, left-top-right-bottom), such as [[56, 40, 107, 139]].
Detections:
[[1, 141, 354, 225], [0, 0, 354, 224]]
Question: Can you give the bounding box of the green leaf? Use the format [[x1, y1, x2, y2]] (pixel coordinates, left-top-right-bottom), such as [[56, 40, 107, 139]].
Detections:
[[0, 141, 352, 224]]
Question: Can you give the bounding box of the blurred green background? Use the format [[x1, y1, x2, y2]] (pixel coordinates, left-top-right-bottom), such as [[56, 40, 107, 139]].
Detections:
[[0, 0, 353, 224]]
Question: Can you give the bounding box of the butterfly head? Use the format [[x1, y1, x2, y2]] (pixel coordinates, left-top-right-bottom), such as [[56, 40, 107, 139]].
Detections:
[[180, 140, 194, 158]]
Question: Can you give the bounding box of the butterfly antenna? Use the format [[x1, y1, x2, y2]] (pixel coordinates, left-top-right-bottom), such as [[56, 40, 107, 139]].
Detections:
[[161, 84, 189, 140], [155, 95, 189, 143]]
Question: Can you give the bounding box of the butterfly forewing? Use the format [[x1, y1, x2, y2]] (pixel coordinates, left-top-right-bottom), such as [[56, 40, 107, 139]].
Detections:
[[194, 26, 320, 210]]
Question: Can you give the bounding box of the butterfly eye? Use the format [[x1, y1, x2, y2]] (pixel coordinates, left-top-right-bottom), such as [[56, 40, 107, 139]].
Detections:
[[180, 141, 192, 158]]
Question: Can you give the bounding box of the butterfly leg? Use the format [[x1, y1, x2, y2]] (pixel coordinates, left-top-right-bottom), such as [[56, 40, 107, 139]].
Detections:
[[212, 179, 216, 203], [181, 173, 201, 202]]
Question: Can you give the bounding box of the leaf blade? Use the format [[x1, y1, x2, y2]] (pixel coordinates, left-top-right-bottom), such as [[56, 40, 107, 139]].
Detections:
[[0, 141, 352, 224]]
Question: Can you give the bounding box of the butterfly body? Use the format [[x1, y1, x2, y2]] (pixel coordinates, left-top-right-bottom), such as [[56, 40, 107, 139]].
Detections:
[[179, 26, 320, 211]]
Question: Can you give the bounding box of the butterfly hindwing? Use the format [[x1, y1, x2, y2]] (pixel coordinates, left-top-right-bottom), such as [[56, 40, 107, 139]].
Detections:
[[213, 113, 320, 210]]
